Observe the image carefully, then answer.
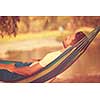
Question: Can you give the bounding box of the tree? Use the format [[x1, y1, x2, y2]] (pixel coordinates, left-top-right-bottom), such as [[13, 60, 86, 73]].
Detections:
[[0, 16, 19, 37], [18, 16, 30, 33]]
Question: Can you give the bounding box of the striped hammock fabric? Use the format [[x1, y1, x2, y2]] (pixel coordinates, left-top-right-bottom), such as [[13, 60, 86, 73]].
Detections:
[[0, 26, 100, 83]]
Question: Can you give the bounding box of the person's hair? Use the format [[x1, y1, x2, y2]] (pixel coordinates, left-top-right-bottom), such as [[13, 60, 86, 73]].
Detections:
[[75, 31, 86, 42], [70, 31, 86, 46]]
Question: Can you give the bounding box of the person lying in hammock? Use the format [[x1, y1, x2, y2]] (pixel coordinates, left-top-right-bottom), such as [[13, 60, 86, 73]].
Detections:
[[0, 31, 87, 78]]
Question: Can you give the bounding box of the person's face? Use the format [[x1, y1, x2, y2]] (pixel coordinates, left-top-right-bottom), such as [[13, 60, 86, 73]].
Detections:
[[63, 32, 86, 48], [63, 34, 76, 48]]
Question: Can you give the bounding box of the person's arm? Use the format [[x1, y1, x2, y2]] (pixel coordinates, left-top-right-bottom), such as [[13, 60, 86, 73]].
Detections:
[[13, 63, 42, 76]]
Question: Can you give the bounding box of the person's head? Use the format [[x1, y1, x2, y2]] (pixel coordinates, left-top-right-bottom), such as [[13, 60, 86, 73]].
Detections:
[[63, 31, 87, 48]]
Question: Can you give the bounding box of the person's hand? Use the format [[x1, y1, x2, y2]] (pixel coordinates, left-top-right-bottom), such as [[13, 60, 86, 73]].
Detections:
[[63, 34, 75, 48], [28, 58, 41, 62]]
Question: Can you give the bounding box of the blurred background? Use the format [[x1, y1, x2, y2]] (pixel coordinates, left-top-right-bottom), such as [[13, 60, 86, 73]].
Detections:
[[0, 16, 100, 82]]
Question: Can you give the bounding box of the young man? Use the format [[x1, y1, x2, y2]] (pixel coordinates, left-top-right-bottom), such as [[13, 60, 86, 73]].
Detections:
[[0, 31, 87, 77]]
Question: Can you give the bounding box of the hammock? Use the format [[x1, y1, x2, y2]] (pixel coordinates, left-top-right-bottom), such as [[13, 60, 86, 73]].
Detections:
[[0, 26, 100, 83]]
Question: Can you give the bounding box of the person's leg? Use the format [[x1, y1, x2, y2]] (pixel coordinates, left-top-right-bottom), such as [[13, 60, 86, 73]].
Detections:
[[0, 50, 63, 77]]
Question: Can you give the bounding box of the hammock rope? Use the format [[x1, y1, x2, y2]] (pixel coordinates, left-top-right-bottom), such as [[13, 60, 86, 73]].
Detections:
[[17, 26, 100, 83], [0, 26, 100, 83]]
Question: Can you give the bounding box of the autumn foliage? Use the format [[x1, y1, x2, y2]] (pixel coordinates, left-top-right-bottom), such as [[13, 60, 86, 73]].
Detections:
[[0, 16, 100, 37]]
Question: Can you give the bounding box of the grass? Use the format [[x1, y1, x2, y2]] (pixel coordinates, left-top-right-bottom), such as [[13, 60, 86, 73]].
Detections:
[[0, 27, 100, 44], [0, 30, 71, 44]]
